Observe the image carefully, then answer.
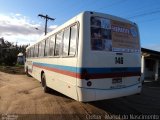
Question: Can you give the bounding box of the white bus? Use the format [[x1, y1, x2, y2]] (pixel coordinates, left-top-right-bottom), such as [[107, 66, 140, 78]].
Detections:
[[25, 11, 142, 102]]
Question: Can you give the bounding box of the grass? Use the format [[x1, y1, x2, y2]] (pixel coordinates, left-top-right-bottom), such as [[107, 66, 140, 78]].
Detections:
[[0, 65, 25, 75]]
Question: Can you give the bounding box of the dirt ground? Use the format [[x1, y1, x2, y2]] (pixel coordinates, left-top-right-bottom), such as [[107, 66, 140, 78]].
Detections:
[[0, 71, 160, 120]]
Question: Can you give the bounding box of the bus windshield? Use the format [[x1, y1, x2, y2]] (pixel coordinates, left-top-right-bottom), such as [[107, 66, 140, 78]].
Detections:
[[91, 16, 140, 53]]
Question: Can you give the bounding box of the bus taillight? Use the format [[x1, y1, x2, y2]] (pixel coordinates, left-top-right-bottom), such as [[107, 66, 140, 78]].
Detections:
[[82, 69, 89, 80]]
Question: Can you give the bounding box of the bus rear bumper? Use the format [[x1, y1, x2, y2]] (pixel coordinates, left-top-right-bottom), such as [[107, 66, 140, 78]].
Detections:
[[77, 83, 142, 102]]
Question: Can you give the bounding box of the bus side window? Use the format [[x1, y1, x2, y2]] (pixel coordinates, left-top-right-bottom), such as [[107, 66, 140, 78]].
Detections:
[[69, 24, 77, 56], [28, 49, 30, 58], [42, 40, 45, 57], [33, 45, 35, 57], [39, 41, 44, 57], [26, 50, 29, 58], [39, 40, 45, 57], [30, 48, 31, 58], [38, 42, 41, 57], [27, 50, 29, 58], [49, 35, 55, 56], [54, 31, 63, 56], [35, 44, 39, 57], [45, 38, 50, 56], [26, 51, 28, 58], [30, 49, 32, 58], [31, 47, 33, 58], [29, 48, 32, 58], [34, 45, 36, 57], [37, 44, 39, 57], [62, 27, 70, 56]]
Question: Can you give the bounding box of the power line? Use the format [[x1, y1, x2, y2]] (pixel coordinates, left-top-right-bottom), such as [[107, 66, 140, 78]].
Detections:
[[127, 9, 160, 19], [94, 0, 127, 11], [135, 16, 160, 24], [122, 0, 159, 18]]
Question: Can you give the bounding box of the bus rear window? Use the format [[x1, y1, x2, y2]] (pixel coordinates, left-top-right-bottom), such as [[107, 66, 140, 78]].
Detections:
[[90, 16, 140, 53]]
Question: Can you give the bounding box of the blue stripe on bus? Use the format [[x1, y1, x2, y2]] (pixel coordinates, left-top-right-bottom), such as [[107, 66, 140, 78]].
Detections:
[[33, 62, 141, 74], [34, 62, 78, 73]]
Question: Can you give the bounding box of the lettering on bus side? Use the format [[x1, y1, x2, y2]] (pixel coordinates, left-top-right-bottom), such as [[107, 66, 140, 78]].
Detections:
[[115, 57, 123, 64]]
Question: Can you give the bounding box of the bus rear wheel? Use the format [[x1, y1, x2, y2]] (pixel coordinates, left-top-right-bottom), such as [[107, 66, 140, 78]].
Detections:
[[41, 73, 50, 93]]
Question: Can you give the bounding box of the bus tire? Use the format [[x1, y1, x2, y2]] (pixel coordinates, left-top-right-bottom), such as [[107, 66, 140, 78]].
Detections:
[[41, 73, 50, 93]]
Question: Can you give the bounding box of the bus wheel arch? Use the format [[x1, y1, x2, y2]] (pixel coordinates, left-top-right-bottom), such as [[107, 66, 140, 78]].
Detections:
[[26, 66, 28, 73], [26, 66, 30, 77], [41, 71, 50, 93]]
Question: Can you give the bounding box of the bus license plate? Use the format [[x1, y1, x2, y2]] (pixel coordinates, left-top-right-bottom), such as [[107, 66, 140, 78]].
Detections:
[[112, 78, 122, 84]]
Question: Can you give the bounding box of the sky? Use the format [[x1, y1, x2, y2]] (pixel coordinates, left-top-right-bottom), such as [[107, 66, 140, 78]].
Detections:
[[0, 0, 160, 51]]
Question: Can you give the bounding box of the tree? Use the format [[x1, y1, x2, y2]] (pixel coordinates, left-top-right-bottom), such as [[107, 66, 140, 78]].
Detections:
[[0, 38, 28, 66]]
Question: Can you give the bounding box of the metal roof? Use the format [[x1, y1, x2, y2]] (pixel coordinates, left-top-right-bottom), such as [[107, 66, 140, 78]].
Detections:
[[141, 48, 160, 59]]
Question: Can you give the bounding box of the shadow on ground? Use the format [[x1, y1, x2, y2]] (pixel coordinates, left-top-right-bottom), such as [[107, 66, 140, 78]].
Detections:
[[89, 81, 160, 115], [48, 81, 160, 115]]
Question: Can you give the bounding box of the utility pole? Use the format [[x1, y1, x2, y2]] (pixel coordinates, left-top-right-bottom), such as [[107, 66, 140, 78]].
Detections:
[[38, 14, 55, 35]]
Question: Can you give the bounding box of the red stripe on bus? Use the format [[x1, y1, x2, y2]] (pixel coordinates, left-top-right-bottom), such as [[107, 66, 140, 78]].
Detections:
[[33, 64, 78, 78]]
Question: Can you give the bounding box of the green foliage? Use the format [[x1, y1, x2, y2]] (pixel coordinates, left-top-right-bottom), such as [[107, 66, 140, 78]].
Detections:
[[0, 38, 28, 66], [16, 63, 24, 67]]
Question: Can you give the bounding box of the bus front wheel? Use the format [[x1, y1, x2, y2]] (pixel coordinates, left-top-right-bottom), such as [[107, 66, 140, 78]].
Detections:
[[41, 73, 50, 93]]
